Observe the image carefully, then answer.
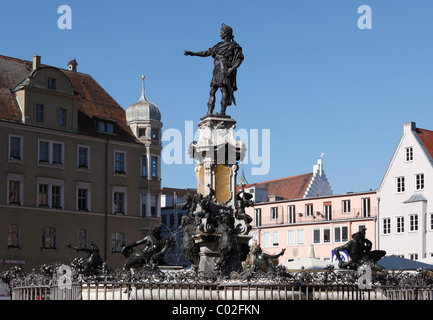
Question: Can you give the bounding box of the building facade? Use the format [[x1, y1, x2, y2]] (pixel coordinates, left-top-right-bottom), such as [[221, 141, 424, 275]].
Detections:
[[0, 55, 162, 272], [247, 191, 378, 266], [378, 122, 433, 260]]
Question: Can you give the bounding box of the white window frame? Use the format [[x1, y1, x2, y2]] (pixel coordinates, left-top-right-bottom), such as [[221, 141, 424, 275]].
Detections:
[[382, 217, 391, 235], [38, 139, 64, 168], [313, 228, 321, 244], [114, 150, 127, 176], [409, 214, 418, 232], [287, 205, 296, 224], [76, 182, 91, 212], [36, 177, 65, 209], [77, 145, 91, 171], [262, 232, 270, 248], [396, 216, 405, 234], [272, 231, 279, 247], [287, 230, 295, 246], [112, 186, 128, 215], [8, 134, 23, 164], [396, 176, 405, 193], [305, 204, 313, 217], [254, 208, 262, 227], [405, 146, 413, 162], [342, 200, 351, 214], [297, 229, 304, 245], [415, 173, 425, 191], [362, 198, 371, 217], [334, 225, 348, 243], [271, 207, 278, 220], [6, 174, 24, 206]]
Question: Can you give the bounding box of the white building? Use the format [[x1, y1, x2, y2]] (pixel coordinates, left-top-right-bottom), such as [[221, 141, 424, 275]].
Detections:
[[378, 122, 433, 260]]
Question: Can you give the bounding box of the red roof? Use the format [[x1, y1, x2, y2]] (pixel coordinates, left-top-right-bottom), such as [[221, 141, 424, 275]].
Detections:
[[239, 172, 314, 200], [416, 127, 433, 160], [0, 55, 139, 143]]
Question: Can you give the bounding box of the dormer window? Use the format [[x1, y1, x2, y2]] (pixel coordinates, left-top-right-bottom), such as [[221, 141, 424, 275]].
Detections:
[[96, 119, 115, 134], [47, 77, 57, 90]]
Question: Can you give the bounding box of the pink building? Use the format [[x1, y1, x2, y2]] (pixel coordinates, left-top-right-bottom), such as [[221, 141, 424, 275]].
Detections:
[[245, 190, 378, 266]]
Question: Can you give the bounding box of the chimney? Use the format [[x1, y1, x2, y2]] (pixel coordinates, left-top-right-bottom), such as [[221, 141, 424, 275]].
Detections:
[[68, 59, 78, 72], [313, 158, 323, 176], [33, 55, 41, 70]]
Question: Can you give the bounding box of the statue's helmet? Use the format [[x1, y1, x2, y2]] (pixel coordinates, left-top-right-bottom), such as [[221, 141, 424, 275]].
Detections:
[[221, 23, 234, 39]]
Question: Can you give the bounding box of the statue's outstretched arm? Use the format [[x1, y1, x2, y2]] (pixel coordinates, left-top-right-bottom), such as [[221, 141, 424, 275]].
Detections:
[[184, 50, 210, 57]]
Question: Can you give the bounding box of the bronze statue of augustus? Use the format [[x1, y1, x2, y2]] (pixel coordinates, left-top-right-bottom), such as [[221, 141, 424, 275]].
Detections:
[[185, 23, 244, 117]]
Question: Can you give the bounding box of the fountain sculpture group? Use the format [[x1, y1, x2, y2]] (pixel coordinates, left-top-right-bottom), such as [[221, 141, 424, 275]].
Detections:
[[4, 24, 429, 300]]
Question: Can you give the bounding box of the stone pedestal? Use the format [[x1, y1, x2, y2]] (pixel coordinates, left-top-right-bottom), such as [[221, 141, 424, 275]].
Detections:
[[187, 114, 252, 274]]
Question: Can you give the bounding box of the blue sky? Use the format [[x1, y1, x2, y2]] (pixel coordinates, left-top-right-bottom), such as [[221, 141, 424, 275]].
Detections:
[[2, 1, 433, 195]]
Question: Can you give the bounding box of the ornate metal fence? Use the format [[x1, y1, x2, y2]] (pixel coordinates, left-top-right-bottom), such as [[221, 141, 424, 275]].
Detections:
[[5, 264, 433, 301]]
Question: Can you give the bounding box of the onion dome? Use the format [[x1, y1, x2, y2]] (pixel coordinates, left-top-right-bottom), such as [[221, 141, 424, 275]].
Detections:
[[126, 76, 161, 123]]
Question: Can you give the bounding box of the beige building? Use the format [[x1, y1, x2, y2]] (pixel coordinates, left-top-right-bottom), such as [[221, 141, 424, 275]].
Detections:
[[0, 54, 162, 272]]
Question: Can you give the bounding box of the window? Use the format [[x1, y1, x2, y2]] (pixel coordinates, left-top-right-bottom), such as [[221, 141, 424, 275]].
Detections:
[[396, 176, 405, 193], [409, 214, 418, 232], [415, 173, 425, 191], [288, 205, 296, 224], [138, 128, 146, 138], [324, 204, 332, 221], [272, 231, 279, 247], [151, 195, 158, 217], [323, 228, 331, 243], [262, 232, 270, 248], [313, 229, 320, 244], [41, 226, 57, 250], [114, 151, 126, 174], [271, 207, 278, 220], [76, 182, 91, 212], [141, 194, 147, 217], [111, 232, 125, 253], [297, 229, 304, 245], [382, 218, 391, 235], [342, 200, 351, 214], [52, 185, 62, 209], [405, 147, 413, 162], [151, 129, 158, 139], [58, 108, 66, 127], [287, 230, 294, 246], [305, 204, 313, 217], [8, 224, 20, 249], [47, 77, 57, 89], [39, 184, 48, 207], [97, 120, 115, 133], [396, 216, 404, 234], [39, 141, 49, 162], [141, 155, 147, 177], [409, 253, 418, 261], [151, 156, 158, 178], [334, 226, 348, 243], [9, 135, 23, 161], [78, 189, 88, 211], [37, 178, 64, 209], [36, 104, 44, 123], [362, 198, 371, 217], [112, 186, 127, 215], [38, 140, 64, 166], [52, 143, 63, 164], [430, 213, 433, 231], [77, 145, 90, 170], [254, 209, 262, 226], [7, 174, 24, 206], [78, 229, 88, 248]]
